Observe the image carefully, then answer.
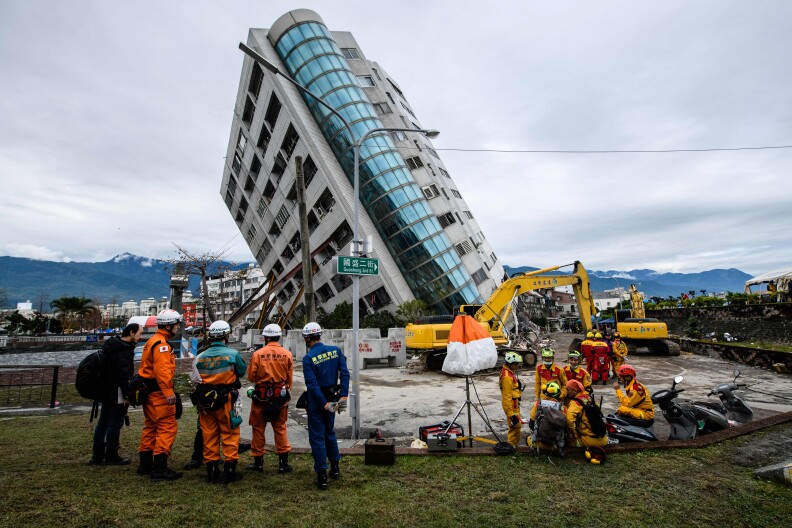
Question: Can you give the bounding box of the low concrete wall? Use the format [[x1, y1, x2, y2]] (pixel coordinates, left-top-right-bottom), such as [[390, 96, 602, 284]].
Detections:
[[647, 303, 792, 344], [675, 337, 792, 372]]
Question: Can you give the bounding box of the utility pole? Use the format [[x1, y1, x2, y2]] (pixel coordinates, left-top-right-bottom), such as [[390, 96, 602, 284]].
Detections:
[[296, 156, 315, 323]]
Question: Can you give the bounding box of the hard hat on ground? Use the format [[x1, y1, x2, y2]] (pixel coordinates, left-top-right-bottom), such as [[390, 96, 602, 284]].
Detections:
[[261, 323, 282, 337], [208, 320, 231, 339], [543, 381, 562, 399], [156, 309, 182, 326], [504, 351, 523, 364], [617, 364, 636, 378], [302, 322, 322, 338]]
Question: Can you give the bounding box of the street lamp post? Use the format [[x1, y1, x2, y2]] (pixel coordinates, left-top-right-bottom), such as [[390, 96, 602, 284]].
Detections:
[[238, 43, 439, 439]]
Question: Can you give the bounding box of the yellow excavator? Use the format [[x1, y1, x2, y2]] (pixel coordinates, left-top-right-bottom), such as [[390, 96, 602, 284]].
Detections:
[[405, 261, 678, 370], [612, 284, 681, 356]]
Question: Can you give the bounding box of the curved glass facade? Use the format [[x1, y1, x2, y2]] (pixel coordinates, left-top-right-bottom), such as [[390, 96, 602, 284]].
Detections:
[[273, 20, 480, 312]]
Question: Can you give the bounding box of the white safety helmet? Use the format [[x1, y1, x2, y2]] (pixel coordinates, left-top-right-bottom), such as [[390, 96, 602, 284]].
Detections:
[[156, 309, 183, 326], [302, 322, 322, 338], [261, 323, 282, 337], [208, 320, 231, 339], [504, 351, 523, 364]]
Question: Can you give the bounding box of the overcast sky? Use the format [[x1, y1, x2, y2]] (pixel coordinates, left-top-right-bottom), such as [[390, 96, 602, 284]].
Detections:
[[1, 1, 790, 276]]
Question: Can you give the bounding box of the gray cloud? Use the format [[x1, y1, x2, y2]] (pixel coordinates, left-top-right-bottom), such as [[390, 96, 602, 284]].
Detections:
[[0, 0, 790, 277]]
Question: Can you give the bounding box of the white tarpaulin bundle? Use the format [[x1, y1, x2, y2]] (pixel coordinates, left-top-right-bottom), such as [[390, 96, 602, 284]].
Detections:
[[442, 314, 498, 376]]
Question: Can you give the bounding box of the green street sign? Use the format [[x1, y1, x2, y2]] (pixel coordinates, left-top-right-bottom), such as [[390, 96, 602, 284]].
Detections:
[[337, 256, 379, 276]]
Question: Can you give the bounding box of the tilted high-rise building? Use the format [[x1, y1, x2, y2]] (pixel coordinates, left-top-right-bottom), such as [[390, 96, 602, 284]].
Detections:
[[221, 9, 504, 319]]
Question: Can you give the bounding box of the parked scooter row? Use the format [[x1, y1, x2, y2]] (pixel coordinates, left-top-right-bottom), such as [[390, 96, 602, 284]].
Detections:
[[606, 370, 753, 443]]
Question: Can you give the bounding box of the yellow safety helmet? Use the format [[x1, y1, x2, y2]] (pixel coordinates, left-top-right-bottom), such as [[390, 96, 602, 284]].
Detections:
[[594, 332, 602, 339], [543, 381, 562, 399], [586, 332, 594, 339]]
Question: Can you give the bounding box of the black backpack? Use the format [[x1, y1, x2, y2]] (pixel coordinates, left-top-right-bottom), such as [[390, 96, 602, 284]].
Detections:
[[75, 350, 105, 401], [535, 401, 567, 445], [575, 397, 607, 438]]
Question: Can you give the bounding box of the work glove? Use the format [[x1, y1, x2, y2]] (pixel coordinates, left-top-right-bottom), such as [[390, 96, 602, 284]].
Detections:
[[510, 415, 520, 427], [337, 398, 348, 413], [325, 401, 338, 413]]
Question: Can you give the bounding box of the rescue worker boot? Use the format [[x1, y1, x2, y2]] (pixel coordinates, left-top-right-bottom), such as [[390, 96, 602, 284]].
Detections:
[[278, 453, 293, 474], [205, 461, 222, 484], [104, 445, 131, 466], [315, 470, 328, 491], [183, 458, 203, 470], [247, 456, 263, 472], [329, 460, 341, 480], [221, 460, 243, 484], [150, 454, 183, 481], [136, 450, 154, 475], [89, 442, 105, 465]]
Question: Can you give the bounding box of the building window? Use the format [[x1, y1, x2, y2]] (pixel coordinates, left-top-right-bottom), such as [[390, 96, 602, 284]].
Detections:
[[437, 212, 457, 228], [250, 155, 262, 176], [244, 175, 255, 193], [241, 96, 255, 126], [275, 205, 290, 229], [314, 188, 335, 219], [257, 123, 271, 152], [386, 91, 395, 104], [357, 75, 375, 87], [232, 153, 242, 174], [455, 212, 464, 225], [280, 124, 299, 161], [471, 268, 488, 286], [331, 273, 352, 293], [390, 130, 406, 142], [441, 188, 449, 199], [341, 48, 360, 60], [451, 189, 462, 199], [373, 102, 392, 115], [236, 130, 247, 154], [224, 189, 234, 209], [228, 177, 237, 196], [439, 167, 450, 178], [464, 210, 473, 220], [256, 195, 268, 218], [248, 63, 264, 99], [421, 184, 440, 199], [455, 240, 473, 257], [315, 283, 335, 303], [264, 93, 281, 129], [491, 252, 497, 262], [271, 153, 287, 183], [387, 78, 404, 97], [303, 156, 318, 188], [400, 101, 416, 118], [405, 156, 424, 170], [372, 68, 382, 81], [245, 224, 257, 243]]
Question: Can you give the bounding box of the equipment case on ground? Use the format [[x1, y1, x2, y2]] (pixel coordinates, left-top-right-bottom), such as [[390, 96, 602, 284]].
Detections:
[[426, 432, 459, 452], [364, 438, 396, 465], [418, 421, 464, 442]]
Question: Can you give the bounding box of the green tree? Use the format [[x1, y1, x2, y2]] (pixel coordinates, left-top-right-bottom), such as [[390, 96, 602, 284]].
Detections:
[[50, 296, 98, 331], [394, 299, 430, 326], [317, 301, 353, 330], [363, 310, 399, 337]]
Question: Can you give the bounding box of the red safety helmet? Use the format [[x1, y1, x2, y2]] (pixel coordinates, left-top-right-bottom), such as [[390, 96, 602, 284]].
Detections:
[[617, 364, 636, 378]]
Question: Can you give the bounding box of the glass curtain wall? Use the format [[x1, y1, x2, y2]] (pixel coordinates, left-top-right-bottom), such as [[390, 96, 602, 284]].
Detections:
[[273, 20, 480, 312]]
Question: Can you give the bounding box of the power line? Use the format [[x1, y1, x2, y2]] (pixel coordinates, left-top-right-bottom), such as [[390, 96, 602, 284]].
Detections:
[[435, 145, 792, 154]]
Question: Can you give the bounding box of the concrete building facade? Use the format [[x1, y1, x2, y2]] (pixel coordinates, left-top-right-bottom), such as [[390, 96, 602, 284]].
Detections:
[[221, 9, 504, 318]]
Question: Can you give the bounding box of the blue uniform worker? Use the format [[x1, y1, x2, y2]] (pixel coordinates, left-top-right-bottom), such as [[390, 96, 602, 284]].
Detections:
[[301, 322, 349, 490]]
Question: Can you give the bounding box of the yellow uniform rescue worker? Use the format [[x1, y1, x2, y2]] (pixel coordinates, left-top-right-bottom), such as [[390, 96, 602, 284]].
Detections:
[[613, 364, 655, 427], [563, 350, 592, 404], [192, 320, 247, 484], [528, 381, 567, 455], [565, 379, 608, 449], [247, 323, 294, 474], [137, 309, 183, 481], [610, 332, 628, 377], [499, 351, 524, 446], [535, 348, 568, 402]]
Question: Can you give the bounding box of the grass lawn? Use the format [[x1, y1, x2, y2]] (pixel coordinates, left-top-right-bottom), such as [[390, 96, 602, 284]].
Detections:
[[1, 413, 790, 528]]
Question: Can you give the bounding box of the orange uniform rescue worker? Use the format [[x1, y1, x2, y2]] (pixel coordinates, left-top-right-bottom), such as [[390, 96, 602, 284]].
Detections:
[[590, 332, 612, 385], [247, 323, 294, 474], [565, 379, 608, 449], [499, 351, 524, 446], [613, 364, 655, 427], [137, 309, 183, 481], [535, 348, 568, 402], [563, 350, 592, 403], [610, 332, 628, 377], [192, 320, 247, 484]]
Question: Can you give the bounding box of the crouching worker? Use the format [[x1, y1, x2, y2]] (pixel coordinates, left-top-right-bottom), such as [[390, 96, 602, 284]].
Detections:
[[191, 320, 247, 484], [613, 364, 654, 428], [529, 381, 568, 456], [302, 322, 349, 491], [499, 351, 524, 447], [565, 380, 608, 450], [247, 323, 294, 474]]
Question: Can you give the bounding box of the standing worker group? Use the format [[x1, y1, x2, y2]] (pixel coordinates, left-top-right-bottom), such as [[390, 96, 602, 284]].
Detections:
[[302, 322, 349, 490], [247, 323, 294, 475], [137, 309, 183, 481], [191, 320, 247, 484]]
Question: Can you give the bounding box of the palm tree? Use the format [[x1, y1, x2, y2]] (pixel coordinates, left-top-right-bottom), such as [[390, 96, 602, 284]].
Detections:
[[50, 296, 98, 332]]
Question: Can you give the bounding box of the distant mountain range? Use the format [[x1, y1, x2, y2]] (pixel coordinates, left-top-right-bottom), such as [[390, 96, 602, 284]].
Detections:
[[0, 253, 753, 309], [503, 265, 753, 298]]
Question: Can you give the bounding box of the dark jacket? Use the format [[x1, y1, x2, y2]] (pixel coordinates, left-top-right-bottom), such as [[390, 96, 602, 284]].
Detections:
[[100, 336, 135, 403]]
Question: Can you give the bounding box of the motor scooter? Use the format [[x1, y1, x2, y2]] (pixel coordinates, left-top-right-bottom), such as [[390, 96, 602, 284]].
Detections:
[[653, 375, 730, 440], [604, 414, 657, 444], [706, 369, 753, 424]]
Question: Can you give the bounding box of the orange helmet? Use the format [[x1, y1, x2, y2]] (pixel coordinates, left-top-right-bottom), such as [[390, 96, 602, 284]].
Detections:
[[617, 364, 636, 378]]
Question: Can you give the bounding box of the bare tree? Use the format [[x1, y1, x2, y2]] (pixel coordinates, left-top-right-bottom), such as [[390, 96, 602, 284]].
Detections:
[[166, 244, 235, 325]]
